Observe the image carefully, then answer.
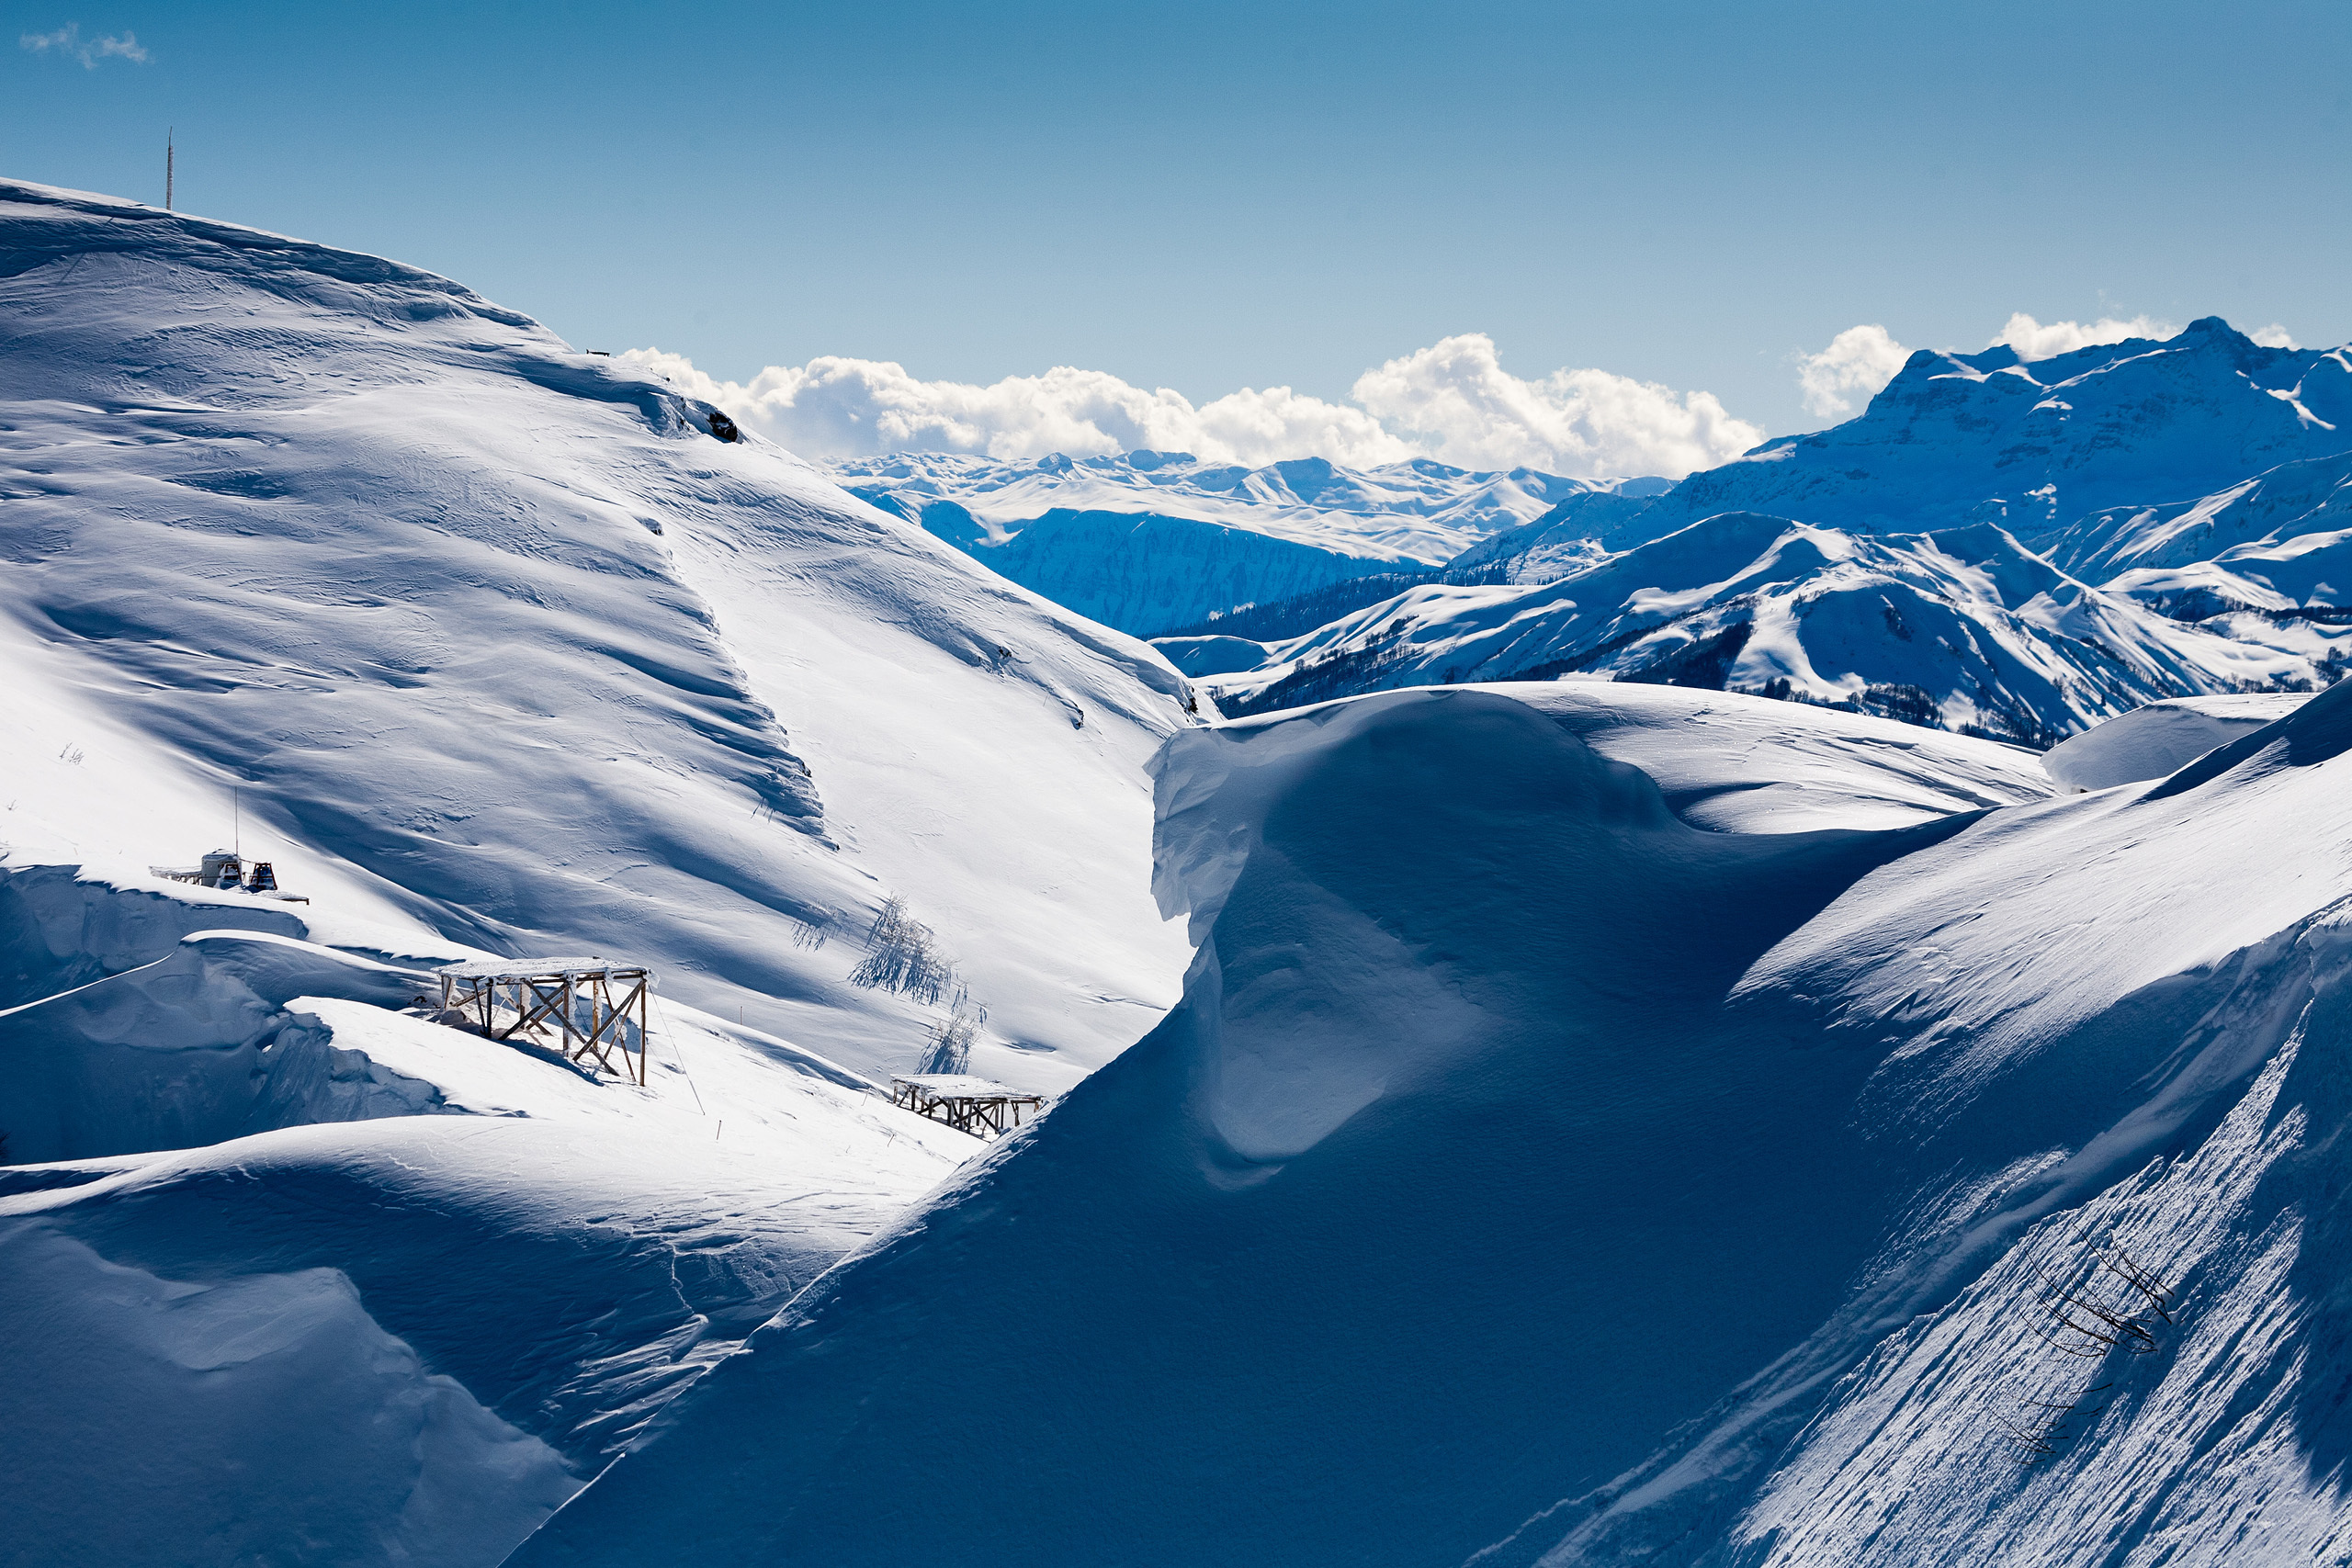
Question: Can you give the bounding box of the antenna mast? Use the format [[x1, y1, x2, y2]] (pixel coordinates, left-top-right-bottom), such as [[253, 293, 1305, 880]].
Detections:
[[166, 129, 174, 210]]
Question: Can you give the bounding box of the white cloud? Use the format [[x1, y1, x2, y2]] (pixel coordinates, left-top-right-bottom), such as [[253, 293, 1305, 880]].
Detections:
[[19, 23, 147, 66], [2248, 323, 2300, 349], [1989, 311, 2177, 361], [622, 333, 1765, 480], [1794, 324, 1912, 420], [1347, 334, 1765, 479]]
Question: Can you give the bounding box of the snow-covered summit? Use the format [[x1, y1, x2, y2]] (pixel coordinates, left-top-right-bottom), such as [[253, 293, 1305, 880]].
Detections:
[[1622, 318, 2352, 545]]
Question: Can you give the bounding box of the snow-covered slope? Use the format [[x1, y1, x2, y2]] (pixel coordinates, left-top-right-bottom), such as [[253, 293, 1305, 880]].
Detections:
[[0, 177, 1198, 1090], [1206, 513, 2322, 744], [0, 862, 975, 1568], [514, 678, 2352, 1567], [2041, 693, 2309, 791]]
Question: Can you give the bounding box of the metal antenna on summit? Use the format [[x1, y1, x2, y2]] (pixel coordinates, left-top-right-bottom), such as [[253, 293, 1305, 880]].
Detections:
[[165, 129, 174, 210]]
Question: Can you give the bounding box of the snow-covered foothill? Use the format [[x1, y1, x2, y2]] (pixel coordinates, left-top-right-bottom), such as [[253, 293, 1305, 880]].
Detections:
[[0, 177, 1198, 1089], [840, 454, 1673, 636], [2041, 693, 2311, 791], [956, 506, 1410, 637], [2034, 446, 2352, 586]]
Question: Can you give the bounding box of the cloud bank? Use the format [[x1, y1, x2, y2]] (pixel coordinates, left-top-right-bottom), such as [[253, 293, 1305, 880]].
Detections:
[[620, 333, 1767, 480], [19, 23, 147, 66]]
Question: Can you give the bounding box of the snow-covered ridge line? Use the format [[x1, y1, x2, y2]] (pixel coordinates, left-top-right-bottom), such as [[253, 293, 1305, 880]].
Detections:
[[1202, 513, 2339, 746]]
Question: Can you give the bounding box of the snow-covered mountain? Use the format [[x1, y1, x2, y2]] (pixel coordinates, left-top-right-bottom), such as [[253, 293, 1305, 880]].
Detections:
[[1194, 321, 2352, 742], [1204, 513, 2342, 742], [1615, 319, 2352, 547], [835, 447, 1614, 557], [515, 678, 2352, 1567], [836, 450, 1663, 636], [17, 174, 2352, 1568], [0, 175, 1214, 1566], [0, 177, 1198, 1092]]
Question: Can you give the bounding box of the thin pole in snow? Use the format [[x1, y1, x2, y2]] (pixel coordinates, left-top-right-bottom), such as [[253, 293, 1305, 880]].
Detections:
[[166, 130, 174, 210], [233, 786, 239, 855]]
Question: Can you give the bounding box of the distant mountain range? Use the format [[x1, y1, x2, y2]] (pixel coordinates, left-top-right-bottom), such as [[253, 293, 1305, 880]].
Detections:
[[833, 450, 1662, 636], [921, 320, 2351, 743]]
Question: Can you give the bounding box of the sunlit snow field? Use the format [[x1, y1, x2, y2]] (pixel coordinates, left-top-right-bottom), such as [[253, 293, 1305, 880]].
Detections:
[[8, 176, 2352, 1568]]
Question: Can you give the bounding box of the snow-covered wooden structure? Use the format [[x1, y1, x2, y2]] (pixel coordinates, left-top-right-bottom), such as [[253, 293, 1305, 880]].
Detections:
[[888, 1074, 1045, 1140], [438, 957, 651, 1085]]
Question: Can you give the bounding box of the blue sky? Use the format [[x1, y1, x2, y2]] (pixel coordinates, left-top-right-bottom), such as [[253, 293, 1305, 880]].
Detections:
[[6, 0, 2350, 456]]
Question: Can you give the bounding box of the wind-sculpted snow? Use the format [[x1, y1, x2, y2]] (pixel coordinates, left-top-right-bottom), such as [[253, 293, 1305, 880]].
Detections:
[[510, 679, 2352, 1567], [0, 177, 1196, 1088], [1207, 513, 2321, 744]]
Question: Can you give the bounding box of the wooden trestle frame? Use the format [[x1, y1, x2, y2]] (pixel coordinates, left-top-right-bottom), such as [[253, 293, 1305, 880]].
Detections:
[[438, 959, 651, 1085], [888, 1074, 1046, 1140]]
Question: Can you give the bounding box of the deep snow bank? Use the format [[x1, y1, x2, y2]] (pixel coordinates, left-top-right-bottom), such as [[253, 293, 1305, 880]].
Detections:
[[509, 686, 2013, 1566], [515, 678, 2352, 1567]]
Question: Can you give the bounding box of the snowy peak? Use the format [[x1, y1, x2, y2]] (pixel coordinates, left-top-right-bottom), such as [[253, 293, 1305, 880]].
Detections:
[[1620, 318, 2352, 546]]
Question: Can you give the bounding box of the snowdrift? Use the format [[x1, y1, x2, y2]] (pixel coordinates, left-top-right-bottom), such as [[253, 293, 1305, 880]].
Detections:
[[519, 679, 2352, 1566], [0, 177, 1199, 1088]]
